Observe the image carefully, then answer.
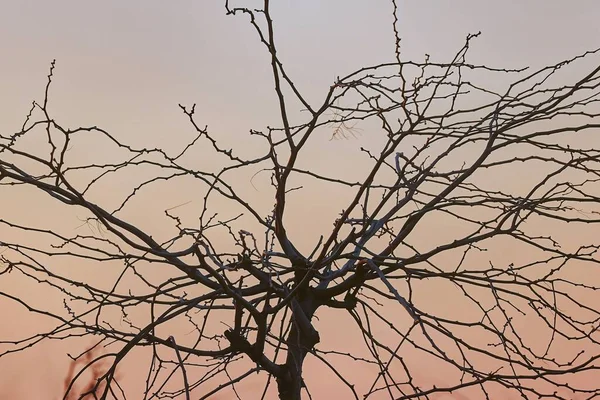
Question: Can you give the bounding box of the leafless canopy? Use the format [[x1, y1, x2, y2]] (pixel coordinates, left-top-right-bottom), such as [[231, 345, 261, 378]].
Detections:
[[1, 1, 600, 399]]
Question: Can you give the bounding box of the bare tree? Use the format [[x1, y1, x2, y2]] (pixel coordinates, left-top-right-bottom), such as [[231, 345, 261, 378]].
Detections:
[[1, 1, 600, 399]]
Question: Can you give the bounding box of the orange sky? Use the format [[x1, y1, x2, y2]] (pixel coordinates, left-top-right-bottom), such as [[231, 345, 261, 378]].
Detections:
[[1, 1, 600, 399]]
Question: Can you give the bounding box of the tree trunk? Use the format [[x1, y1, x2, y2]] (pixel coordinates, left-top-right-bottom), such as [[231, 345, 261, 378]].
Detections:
[[276, 292, 320, 400]]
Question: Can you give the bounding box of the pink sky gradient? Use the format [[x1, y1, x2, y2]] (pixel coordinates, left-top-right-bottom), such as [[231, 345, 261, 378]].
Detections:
[[1, 1, 600, 398]]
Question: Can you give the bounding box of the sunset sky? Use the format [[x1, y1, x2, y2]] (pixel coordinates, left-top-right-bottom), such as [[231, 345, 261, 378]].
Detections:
[[1, 1, 600, 399]]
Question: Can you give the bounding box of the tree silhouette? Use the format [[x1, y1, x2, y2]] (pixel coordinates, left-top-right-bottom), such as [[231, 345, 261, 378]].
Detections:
[[1, 1, 600, 399]]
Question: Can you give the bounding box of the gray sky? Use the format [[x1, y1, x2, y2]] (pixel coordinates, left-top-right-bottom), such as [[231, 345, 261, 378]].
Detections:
[[2, 1, 599, 136]]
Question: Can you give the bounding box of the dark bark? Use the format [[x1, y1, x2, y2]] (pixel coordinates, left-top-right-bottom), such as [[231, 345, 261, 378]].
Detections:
[[276, 291, 320, 400]]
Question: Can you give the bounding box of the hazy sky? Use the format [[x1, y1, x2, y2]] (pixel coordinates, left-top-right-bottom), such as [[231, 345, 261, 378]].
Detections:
[[1, 1, 600, 398], [2, 1, 599, 135]]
